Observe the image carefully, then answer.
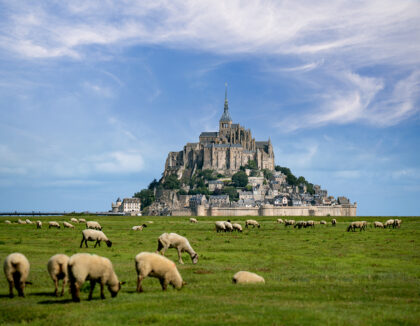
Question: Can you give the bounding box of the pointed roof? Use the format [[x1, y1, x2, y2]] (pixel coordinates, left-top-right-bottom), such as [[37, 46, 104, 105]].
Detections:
[[220, 83, 232, 122]]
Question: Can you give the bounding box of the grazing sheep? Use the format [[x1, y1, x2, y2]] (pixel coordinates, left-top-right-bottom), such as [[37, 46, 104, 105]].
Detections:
[[189, 218, 198, 223], [48, 221, 60, 229], [384, 219, 395, 228], [70, 218, 79, 224], [157, 233, 198, 264], [294, 221, 307, 229], [393, 219, 402, 228], [320, 220, 327, 225], [47, 254, 69, 296], [17, 219, 26, 225], [374, 221, 384, 228], [36, 221, 42, 229], [284, 219, 295, 227], [3, 253, 30, 298], [135, 252, 184, 292], [306, 220, 315, 228], [78, 218, 86, 223], [132, 224, 148, 231], [25, 219, 33, 224], [347, 221, 365, 232], [277, 218, 284, 224], [224, 221, 234, 232], [232, 223, 243, 232], [5, 220, 11, 224], [68, 253, 123, 302], [245, 219, 260, 228], [147, 221, 154, 224], [331, 219, 337, 226], [86, 221, 102, 230], [215, 221, 226, 232], [232, 271, 265, 284], [80, 229, 112, 248], [63, 222, 74, 229]]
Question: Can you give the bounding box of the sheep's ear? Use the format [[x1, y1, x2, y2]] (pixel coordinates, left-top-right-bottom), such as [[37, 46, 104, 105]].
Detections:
[[25, 281, 32, 285], [120, 281, 126, 285]]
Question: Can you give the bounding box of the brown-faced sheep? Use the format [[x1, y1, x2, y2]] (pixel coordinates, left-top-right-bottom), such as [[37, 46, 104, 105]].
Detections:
[[80, 229, 112, 248], [232, 271, 265, 284], [68, 253, 123, 302], [156, 233, 198, 264], [135, 252, 184, 293], [245, 219, 260, 228], [48, 221, 60, 229], [47, 254, 69, 296], [3, 253, 30, 298]]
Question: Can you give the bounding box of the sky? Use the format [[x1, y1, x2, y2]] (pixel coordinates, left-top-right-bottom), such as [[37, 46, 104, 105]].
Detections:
[[0, 1, 419, 216]]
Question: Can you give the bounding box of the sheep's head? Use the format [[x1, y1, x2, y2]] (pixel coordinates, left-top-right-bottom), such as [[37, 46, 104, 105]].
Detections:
[[191, 253, 199, 264], [106, 240, 113, 248], [142, 224, 148, 228]]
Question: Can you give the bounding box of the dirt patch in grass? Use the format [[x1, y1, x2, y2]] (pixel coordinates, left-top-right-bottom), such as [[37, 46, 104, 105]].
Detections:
[[194, 269, 213, 274]]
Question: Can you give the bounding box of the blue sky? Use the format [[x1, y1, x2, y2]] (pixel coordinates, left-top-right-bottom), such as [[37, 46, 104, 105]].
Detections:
[[0, 1, 419, 215]]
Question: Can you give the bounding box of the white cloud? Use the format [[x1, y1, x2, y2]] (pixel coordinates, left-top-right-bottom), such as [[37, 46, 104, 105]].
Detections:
[[83, 82, 114, 97], [92, 151, 144, 174]]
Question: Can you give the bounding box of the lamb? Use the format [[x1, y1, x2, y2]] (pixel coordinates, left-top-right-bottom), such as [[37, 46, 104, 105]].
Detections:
[[331, 219, 337, 226], [86, 221, 102, 230], [189, 218, 198, 223], [80, 229, 112, 248], [47, 254, 69, 296], [132, 224, 148, 231], [3, 253, 30, 298], [68, 253, 123, 302], [25, 219, 33, 224], [17, 219, 26, 224], [320, 220, 327, 225], [245, 219, 260, 228], [156, 232, 198, 264], [135, 252, 184, 292], [48, 221, 60, 229], [232, 271, 265, 284], [374, 221, 384, 228], [347, 221, 365, 232], [78, 218, 86, 223], [63, 222, 75, 229], [277, 218, 284, 224], [384, 219, 395, 228], [284, 219, 295, 227], [70, 218, 79, 224], [232, 223, 243, 232], [215, 221, 226, 232], [5, 220, 11, 224], [224, 221, 234, 232], [36, 221, 42, 229]]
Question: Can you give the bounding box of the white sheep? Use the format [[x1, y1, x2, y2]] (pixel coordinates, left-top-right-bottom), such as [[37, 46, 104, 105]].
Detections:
[[189, 218, 198, 223], [245, 219, 260, 228], [3, 253, 30, 298], [78, 218, 86, 223], [232, 223, 243, 232], [47, 254, 69, 296], [25, 219, 33, 224], [156, 232, 198, 264], [331, 219, 337, 226], [5, 220, 11, 224], [284, 219, 295, 227], [68, 253, 123, 302], [63, 221, 75, 229], [70, 218, 79, 224], [320, 220, 327, 225], [374, 221, 384, 228], [48, 221, 60, 229], [232, 271, 265, 284], [80, 229, 112, 248], [17, 219, 26, 225], [135, 252, 184, 292], [132, 224, 148, 231], [36, 221, 42, 229], [393, 219, 402, 228], [277, 218, 284, 224], [215, 221, 226, 232], [306, 220, 315, 228], [224, 221, 234, 232], [384, 219, 395, 228], [86, 221, 102, 230]]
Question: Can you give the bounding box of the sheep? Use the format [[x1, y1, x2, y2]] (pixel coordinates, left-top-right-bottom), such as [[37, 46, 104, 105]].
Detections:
[[68, 253, 123, 302], [132, 224, 148, 231], [320, 220, 327, 225], [47, 254, 69, 296], [393, 219, 402, 228], [362, 221, 368, 230], [78, 218, 86, 223], [232, 271, 265, 284], [284, 219, 295, 227], [17, 219, 26, 225], [346, 221, 365, 232], [135, 252, 184, 292], [48, 221, 60, 229], [80, 229, 112, 248], [224, 221, 234, 232], [215, 221, 226, 232], [384, 219, 395, 228], [189, 218, 198, 223], [374, 221, 384, 228], [5, 220, 11, 224], [63, 222, 74, 229], [277, 218, 284, 224], [36, 221, 42, 229], [294, 221, 307, 229], [25, 219, 33, 224], [331, 219, 337, 226], [70, 218, 79, 224], [245, 219, 260, 228], [3, 253, 30, 298], [156, 232, 198, 264], [232, 223, 243, 232], [86, 221, 102, 230], [306, 220, 315, 228]]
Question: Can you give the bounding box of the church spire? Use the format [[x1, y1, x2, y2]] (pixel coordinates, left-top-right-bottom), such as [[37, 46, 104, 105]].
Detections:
[[220, 83, 232, 122]]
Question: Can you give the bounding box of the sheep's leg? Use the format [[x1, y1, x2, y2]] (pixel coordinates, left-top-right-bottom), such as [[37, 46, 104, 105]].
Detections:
[[177, 248, 184, 264], [61, 278, 66, 296], [160, 278, 168, 291], [161, 245, 169, 256], [80, 237, 84, 248], [94, 240, 98, 248], [54, 278, 59, 296], [8, 280, 14, 298], [17, 282, 25, 297], [98, 240, 101, 247], [84, 239, 88, 248], [100, 283, 105, 299], [88, 281, 96, 300], [156, 240, 163, 254], [136, 275, 144, 293]]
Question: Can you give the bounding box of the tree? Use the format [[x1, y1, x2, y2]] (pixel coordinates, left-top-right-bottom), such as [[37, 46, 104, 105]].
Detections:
[[148, 179, 159, 190], [199, 169, 216, 181], [245, 159, 257, 170], [222, 186, 239, 201], [232, 171, 248, 187], [163, 175, 181, 190], [133, 189, 155, 210], [263, 169, 273, 180], [178, 189, 187, 195]]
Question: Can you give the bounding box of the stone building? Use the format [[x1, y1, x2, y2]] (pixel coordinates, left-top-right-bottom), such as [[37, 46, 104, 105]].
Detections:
[[164, 86, 275, 180], [111, 197, 141, 214]]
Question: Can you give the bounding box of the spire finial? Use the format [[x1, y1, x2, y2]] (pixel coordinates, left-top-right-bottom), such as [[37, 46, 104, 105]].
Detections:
[[225, 82, 228, 102]]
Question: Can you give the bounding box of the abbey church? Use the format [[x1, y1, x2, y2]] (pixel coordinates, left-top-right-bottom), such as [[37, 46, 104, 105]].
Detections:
[[164, 87, 275, 179]]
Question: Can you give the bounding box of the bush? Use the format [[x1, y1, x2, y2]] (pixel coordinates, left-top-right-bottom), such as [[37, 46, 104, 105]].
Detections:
[[163, 175, 181, 190], [134, 189, 155, 210], [232, 171, 248, 187]]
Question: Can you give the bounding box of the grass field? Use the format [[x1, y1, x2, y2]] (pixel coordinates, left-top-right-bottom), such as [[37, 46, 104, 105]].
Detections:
[[0, 216, 419, 326]]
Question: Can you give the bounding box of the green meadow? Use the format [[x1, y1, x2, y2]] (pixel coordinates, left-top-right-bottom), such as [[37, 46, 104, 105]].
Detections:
[[0, 216, 419, 326]]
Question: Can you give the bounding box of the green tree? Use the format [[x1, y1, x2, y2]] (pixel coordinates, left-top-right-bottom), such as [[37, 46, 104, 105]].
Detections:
[[178, 189, 187, 195], [232, 171, 248, 187], [163, 175, 181, 190], [263, 169, 273, 180], [245, 159, 257, 170], [148, 179, 159, 190], [222, 186, 239, 201], [133, 189, 155, 210]]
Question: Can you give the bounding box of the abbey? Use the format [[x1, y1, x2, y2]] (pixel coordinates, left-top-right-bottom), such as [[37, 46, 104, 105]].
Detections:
[[165, 87, 275, 179]]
